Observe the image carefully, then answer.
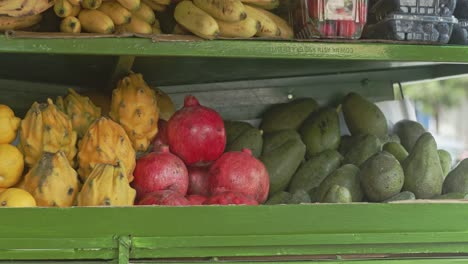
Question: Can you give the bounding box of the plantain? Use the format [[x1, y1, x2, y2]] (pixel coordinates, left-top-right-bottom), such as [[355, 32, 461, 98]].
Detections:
[[78, 9, 114, 33], [193, 0, 246, 22], [244, 4, 280, 37], [60, 16, 81, 32], [0, 13, 42, 31], [117, 15, 152, 34], [141, 0, 165, 11], [217, 16, 259, 38], [132, 1, 155, 25], [174, 0, 219, 39], [81, 0, 102, 9], [117, 0, 140, 11], [241, 0, 279, 10], [54, 0, 73, 18], [255, 7, 293, 39], [98, 1, 131, 25]]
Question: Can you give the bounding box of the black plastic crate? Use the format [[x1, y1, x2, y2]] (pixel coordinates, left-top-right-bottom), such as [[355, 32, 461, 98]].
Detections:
[[363, 14, 458, 43], [370, 0, 457, 22], [455, 0, 468, 18], [450, 19, 468, 43]]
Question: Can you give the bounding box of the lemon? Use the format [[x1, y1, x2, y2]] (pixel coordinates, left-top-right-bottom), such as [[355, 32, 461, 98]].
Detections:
[[0, 105, 21, 144], [0, 144, 24, 188], [0, 188, 36, 207]]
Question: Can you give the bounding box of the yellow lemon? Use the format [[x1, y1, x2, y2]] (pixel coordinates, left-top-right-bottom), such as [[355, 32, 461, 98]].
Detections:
[[0, 188, 36, 207], [0, 105, 21, 144], [0, 144, 24, 188]]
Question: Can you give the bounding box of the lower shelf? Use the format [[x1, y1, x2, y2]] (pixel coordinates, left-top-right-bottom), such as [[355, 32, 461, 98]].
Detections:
[[1, 203, 468, 262]]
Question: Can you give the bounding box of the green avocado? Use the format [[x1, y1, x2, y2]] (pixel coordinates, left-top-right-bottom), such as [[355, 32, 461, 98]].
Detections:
[[360, 152, 405, 202], [261, 130, 306, 196], [342, 92, 388, 139], [338, 135, 354, 156], [383, 191, 416, 202], [438, 149, 452, 178], [288, 150, 343, 193], [432, 193, 468, 200], [299, 108, 341, 158], [402, 133, 444, 199], [317, 164, 363, 202], [381, 134, 401, 145], [383, 142, 409, 163], [260, 98, 319, 134], [288, 189, 312, 204], [321, 185, 352, 203], [308, 187, 319, 203], [265, 191, 292, 205], [224, 121, 263, 157], [442, 159, 468, 194], [344, 134, 381, 167], [393, 120, 426, 152]]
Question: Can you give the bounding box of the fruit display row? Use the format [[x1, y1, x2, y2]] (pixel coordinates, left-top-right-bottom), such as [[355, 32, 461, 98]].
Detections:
[[1, 72, 468, 208]]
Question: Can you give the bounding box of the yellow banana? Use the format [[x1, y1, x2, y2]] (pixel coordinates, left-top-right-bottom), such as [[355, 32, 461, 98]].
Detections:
[[0, 13, 42, 30], [54, 0, 73, 18], [116, 0, 140, 11], [216, 16, 259, 38], [60, 16, 81, 32], [240, 0, 279, 10], [255, 8, 293, 39], [2, 0, 52, 17], [81, 0, 102, 9], [0, 0, 26, 12], [174, 1, 219, 39], [193, 0, 246, 22], [78, 9, 114, 33], [132, 1, 155, 25], [244, 4, 279, 37], [70, 3, 81, 16], [68, 0, 81, 5], [98, 1, 131, 25], [117, 16, 152, 34], [141, 0, 165, 11]]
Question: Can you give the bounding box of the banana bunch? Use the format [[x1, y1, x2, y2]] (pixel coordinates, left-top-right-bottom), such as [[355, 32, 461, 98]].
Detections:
[[55, 0, 166, 34], [173, 0, 293, 40], [0, 0, 54, 31]]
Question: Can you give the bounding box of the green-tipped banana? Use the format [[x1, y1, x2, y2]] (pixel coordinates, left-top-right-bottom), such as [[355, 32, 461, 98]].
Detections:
[[55, 0, 74, 18], [174, 1, 219, 40], [81, 0, 102, 9]]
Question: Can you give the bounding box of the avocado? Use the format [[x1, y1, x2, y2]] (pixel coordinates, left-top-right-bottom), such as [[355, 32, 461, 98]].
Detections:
[[224, 121, 263, 157], [381, 134, 401, 145], [265, 191, 292, 205], [383, 191, 416, 202], [383, 142, 408, 163], [288, 150, 343, 193], [402, 133, 444, 199], [442, 159, 468, 194], [338, 135, 354, 156], [261, 130, 306, 196], [260, 98, 319, 134], [288, 189, 312, 204], [321, 185, 352, 203], [299, 108, 341, 158], [344, 134, 381, 167], [317, 164, 363, 202], [393, 120, 426, 152], [342, 92, 388, 139], [360, 152, 405, 202], [438, 149, 452, 178], [308, 187, 319, 203], [432, 193, 468, 199]]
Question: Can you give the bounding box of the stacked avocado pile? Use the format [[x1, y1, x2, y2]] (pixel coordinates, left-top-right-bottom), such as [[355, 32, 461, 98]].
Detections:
[[225, 93, 468, 204]]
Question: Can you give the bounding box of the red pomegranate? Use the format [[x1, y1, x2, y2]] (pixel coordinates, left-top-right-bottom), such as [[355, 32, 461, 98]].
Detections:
[[209, 149, 269, 203], [187, 165, 211, 196], [167, 95, 226, 166], [153, 119, 169, 149], [138, 190, 190, 206], [186, 195, 207, 205], [204, 192, 259, 205], [132, 145, 189, 201]]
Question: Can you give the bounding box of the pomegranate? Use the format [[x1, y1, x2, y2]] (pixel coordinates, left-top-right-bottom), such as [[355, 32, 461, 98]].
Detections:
[[187, 165, 211, 196], [186, 195, 207, 205], [138, 190, 190, 206], [153, 119, 169, 150], [132, 144, 188, 201], [167, 95, 226, 166], [209, 149, 269, 203], [204, 192, 258, 205]]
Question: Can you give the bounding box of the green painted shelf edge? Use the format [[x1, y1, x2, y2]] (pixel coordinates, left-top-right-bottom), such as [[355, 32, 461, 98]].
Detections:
[[1, 203, 468, 261], [2, 36, 468, 62]]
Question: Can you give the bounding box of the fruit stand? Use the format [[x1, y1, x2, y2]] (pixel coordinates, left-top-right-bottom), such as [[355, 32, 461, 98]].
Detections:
[[3, 1, 468, 263]]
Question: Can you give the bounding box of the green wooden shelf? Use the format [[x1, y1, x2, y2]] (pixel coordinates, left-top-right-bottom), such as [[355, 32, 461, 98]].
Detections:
[[1, 35, 468, 62]]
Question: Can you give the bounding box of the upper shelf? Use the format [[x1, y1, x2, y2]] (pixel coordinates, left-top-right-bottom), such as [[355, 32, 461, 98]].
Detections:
[[2, 35, 468, 62]]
